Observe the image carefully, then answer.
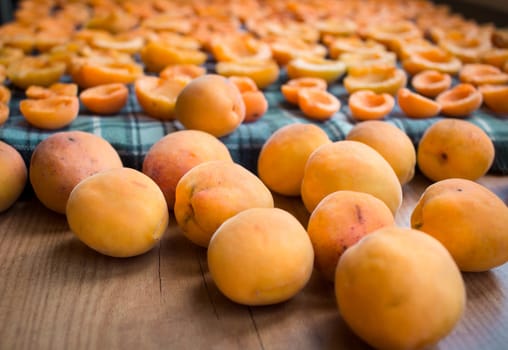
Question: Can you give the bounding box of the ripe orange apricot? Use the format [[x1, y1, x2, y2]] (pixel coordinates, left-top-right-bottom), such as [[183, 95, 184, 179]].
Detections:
[[141, 41, 207, 73], [297, 89, 340, 121], [459, 63, 508, 86], [159, 64, 206, 81], [397, 88, 441, 119], [80, 83, 129, 115], [20, 96, 79, 130], [348, 90, 394, 121], [241, 90, 268, 123], [436, 83, 483, 117], [478, 84, 508, 114], [136, 75, 188, 121], [281, 77, 327, 104], [411, 70, 452, 98]]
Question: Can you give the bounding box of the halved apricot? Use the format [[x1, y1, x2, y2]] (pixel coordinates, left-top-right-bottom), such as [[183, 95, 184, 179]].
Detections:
[[159, 64, 206, 81], [286, 56, 346, 84], [478, 85, 508, 114], [0, 85, 11, 104], [344, 66, 407, 96], [411, 70, 452, 98], [71, 60, 143, 89], [0, 65, 5, 84], [20, 96, 79, 129], [0, 47, 24, 67], [459, 63, 508, 86], [0, 103, 9, 125], [91, 34, 145, 54], [348, 90, 395, 121], [365, 21, 422, 50], [135, 76, 188, 120], [281, 77, 327, 104], [215, 59, 280, 89], [439, 34, 491, 63], [402, 47, 462, 75], [436, 83, 483, 117], [397, 88, 441, 119], [80, 83, 129, 115], [7, 56, 66, 89], [328, 36, 385, 59], [211, 34, 272, 62], [481, 49, 508, 69], [339, 51, 397, 70], [297, 89, 340, 121], [140, 41, 207, 73], [26, 83, 78, 99], [266, 36, 327, 66]]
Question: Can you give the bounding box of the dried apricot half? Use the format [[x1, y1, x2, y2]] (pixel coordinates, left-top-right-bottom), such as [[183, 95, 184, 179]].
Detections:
[[7, 56, 66, 89], [298, 89, 340, 121], [26, 83, 78, 99], [286, 56, 346, 84], [436, 83, 483, 117], [411, 70, 452, 98], [159, 64, 206, 81], [215, 59, 280, 89], [0, 85, 11, 104], [459, 63, 508, 86], [348, 90, 395, 121], [402, 47, 462, 75], [80, 83, 129, 115], [20, 96, 79, 129], [478, 84, 508, 114], [344, 66, 407, 96], [135, 76, 188, 120], [397, 88, 441, 119], [281, 77, 327, 104]]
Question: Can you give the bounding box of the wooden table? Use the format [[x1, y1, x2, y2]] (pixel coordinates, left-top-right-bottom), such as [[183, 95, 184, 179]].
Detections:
[[1, 173, 507, 350]]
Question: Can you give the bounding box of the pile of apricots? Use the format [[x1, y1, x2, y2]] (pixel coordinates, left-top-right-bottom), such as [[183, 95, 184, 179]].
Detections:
[[2, 1, 508, 349]]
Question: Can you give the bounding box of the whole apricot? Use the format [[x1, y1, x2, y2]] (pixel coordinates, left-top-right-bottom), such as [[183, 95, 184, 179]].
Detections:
[[258, 123, 331, 196], [142, 130, 233, 209], [67, 168, 168, 258], [411, 178, 508, 271], [174, 160, 274, 247], [208, 208, 314, 305], [30, 131, 123, 214], [307, 190, 394, 281], [336, 226, 465, 350], [346, 121, 416, 185], [0, 141, 27, 212], [417, 119, 495, 181], [174, 74, 245, 137], [301, 141, 403, 215]]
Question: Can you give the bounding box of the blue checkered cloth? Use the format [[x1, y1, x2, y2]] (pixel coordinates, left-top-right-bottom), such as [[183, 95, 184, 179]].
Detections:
[[1, 72, 507, 175]]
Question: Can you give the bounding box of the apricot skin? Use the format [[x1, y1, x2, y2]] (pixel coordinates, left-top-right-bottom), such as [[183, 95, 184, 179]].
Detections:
[[175, 74, 245, 137], [0, 141, 27, 212], [411, 178, 508, 271], [208, 207, 314, 306], [66, 168, 168, 258], [29, 131, 123, 214], [142, 130, 233, 209]]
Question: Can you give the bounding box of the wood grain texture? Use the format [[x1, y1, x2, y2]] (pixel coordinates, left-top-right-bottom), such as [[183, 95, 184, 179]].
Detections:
[[0, 174, 507, 350]]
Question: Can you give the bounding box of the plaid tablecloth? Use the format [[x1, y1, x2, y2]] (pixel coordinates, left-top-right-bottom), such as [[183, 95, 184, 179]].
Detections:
[[1, 73, 508, 175]]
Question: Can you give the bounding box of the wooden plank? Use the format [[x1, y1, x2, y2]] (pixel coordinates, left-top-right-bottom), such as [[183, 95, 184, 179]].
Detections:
[[0, 174, 508, 349]]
